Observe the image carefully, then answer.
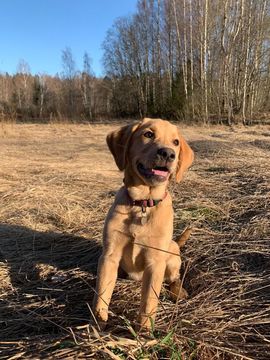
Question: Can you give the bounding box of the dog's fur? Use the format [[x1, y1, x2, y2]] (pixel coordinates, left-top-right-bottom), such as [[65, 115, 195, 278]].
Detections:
[[93, 118, 194, 329]]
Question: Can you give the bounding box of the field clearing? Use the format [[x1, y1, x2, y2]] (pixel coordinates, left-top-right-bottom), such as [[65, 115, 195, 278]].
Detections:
[[0, 121, 270, 359]]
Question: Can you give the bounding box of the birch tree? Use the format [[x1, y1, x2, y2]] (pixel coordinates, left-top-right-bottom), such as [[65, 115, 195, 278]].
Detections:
[[82, 52, 94, 120]]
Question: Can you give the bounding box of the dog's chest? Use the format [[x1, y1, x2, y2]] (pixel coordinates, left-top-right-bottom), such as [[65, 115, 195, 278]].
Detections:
[[128, 206, 172, 244], [121, 220, 150, 274], [120, 208, 172, 275], [128, 207, 153, 236]]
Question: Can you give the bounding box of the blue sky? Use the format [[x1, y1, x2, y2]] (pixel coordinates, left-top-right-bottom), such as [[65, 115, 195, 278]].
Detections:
[[0, 0, 138, 77]]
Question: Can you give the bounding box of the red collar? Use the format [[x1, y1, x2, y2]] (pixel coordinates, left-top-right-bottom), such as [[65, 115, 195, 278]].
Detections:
[[126, 189, 167, 210]]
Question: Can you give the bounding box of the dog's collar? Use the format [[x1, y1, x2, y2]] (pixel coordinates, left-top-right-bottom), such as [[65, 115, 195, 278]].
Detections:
[[126, 189, 167, 210]]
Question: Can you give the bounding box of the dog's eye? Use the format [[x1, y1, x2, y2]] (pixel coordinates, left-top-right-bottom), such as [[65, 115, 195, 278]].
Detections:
[[144, 131, 154, 139], [173, 139, 179, 146]]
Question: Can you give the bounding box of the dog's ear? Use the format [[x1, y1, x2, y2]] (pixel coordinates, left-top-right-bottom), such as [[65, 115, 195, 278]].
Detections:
[[106, 123, 140, 171], [175, 134, 194, 182]]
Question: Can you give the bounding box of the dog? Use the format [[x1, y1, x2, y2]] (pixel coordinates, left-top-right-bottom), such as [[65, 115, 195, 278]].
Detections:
[[93, 118, 194, 329]]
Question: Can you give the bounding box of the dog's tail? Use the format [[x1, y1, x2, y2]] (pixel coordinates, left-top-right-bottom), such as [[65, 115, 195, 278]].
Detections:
[[176, 227, 192, 248]]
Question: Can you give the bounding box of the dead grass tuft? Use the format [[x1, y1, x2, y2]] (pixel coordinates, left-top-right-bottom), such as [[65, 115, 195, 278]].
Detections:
[[0, 123, 269, 359]]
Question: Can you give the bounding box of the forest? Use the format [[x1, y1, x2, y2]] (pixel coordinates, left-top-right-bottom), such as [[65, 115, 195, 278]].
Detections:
[[0, 0, 269, 124]]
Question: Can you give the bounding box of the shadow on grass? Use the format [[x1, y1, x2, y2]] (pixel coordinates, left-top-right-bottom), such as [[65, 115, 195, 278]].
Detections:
[[0, 223, 102, 341]]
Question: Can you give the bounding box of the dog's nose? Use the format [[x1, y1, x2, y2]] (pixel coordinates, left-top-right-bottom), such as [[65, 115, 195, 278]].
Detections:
[[157, 147, 176, 162]]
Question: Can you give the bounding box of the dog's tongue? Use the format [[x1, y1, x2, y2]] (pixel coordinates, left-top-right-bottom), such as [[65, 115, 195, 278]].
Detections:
[[152, 168, 168, 177]]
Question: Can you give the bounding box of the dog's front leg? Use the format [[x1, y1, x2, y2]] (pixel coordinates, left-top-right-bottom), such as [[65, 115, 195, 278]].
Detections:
[[93, 250, 120, 325], [138, 257, 166, 329]]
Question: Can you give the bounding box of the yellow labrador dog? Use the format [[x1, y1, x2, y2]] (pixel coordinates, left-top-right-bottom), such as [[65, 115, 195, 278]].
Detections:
[[93, 118, 194, 329]]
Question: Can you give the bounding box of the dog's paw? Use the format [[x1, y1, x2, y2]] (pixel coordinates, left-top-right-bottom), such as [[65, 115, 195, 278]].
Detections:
[[169, 281, 188, 301], [178, 287, 188, 299], [136, 314, 156, 333], [93, 308, 108, 329]]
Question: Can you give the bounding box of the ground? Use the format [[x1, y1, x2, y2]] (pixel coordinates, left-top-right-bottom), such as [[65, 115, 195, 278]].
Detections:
[[0, 121, 269, 359]]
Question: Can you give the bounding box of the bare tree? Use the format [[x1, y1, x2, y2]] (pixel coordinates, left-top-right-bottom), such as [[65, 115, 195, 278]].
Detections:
[[61, 47, 77, 118], [189, 0, 195, 119], [61, 47, 76, 80], [82, 52, 94, 120], [32, 74, 47, 118], [17, 59, 31, 90], [15, 59, 31, 111]]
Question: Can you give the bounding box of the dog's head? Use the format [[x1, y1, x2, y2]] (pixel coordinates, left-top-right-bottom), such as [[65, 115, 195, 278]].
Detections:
[[107, 118, 194, 186]]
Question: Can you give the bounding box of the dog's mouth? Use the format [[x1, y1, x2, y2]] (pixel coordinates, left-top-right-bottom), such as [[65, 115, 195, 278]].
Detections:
[[137, 163, 170, 181]]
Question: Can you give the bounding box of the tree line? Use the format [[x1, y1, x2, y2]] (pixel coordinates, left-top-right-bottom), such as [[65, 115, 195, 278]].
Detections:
[[0, 49, 111, 122], [0, 0, 270, 124], [103, 0, 270, 124]]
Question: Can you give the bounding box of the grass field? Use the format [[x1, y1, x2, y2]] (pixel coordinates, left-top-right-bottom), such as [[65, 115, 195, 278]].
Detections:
[[0, 121, 270, 359]]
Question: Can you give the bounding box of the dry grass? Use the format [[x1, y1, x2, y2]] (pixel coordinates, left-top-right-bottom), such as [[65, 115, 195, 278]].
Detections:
[[0, 122, 269, 359]]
